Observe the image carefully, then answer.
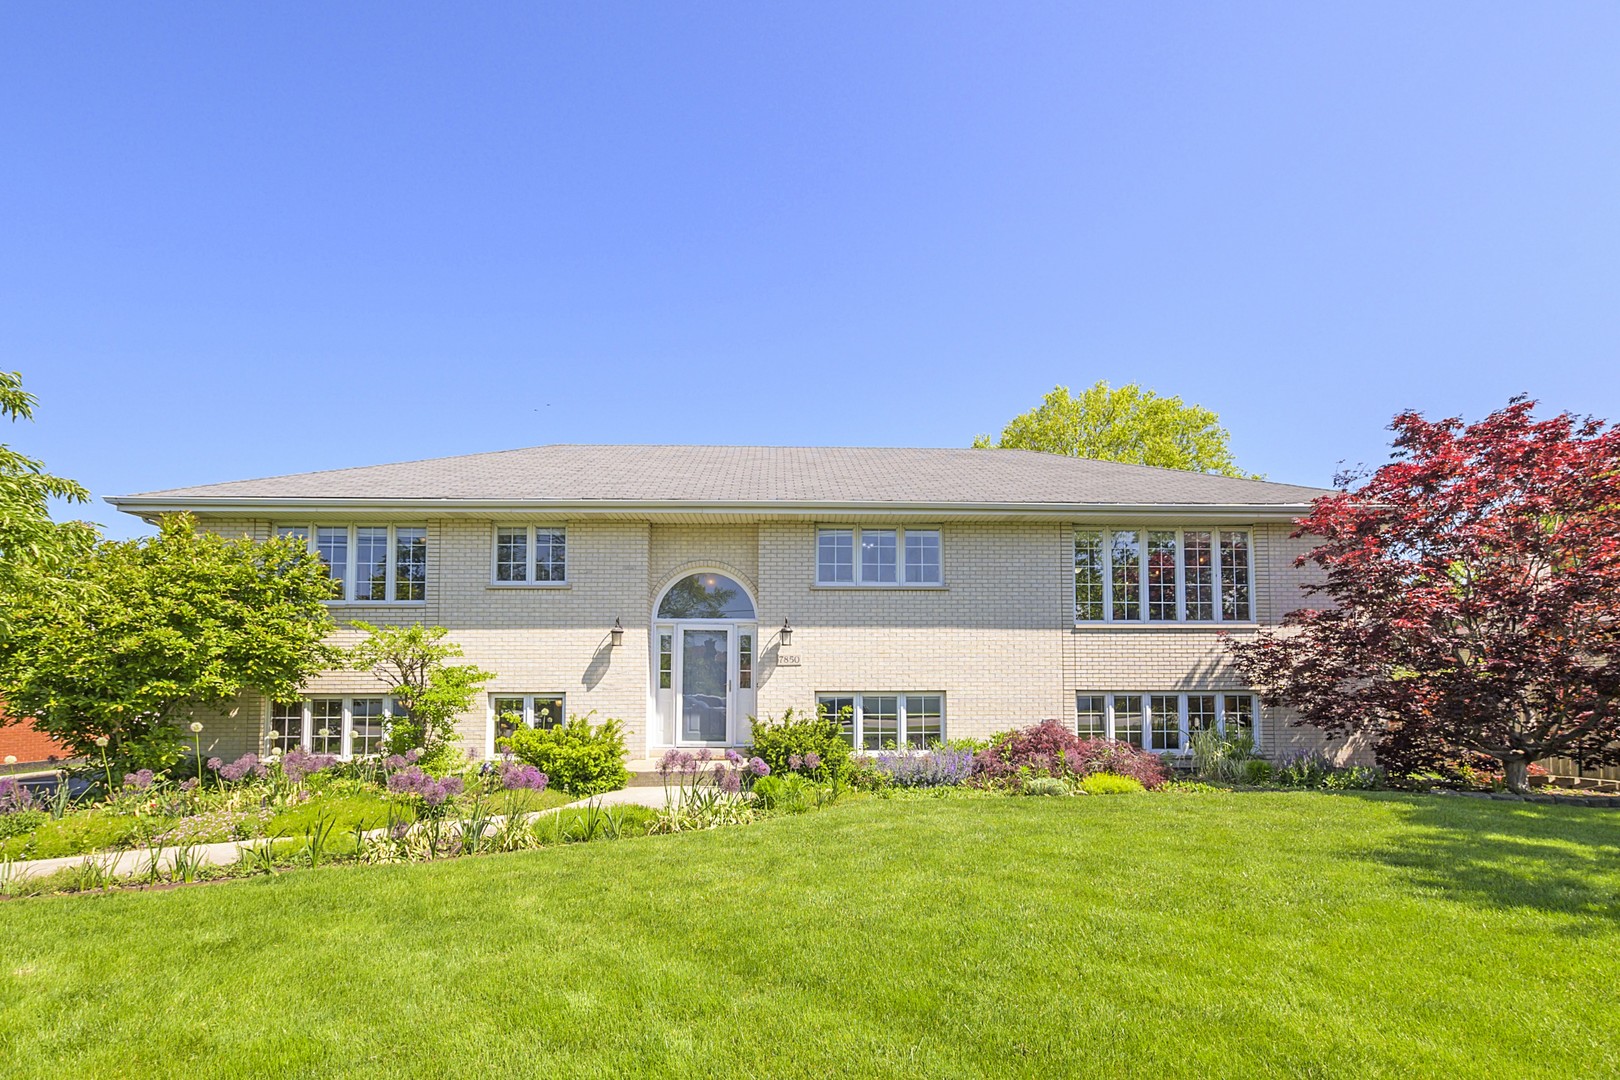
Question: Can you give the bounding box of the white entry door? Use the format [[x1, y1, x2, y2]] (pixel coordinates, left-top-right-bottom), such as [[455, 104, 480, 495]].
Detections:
[[655, 621, 756, 747]]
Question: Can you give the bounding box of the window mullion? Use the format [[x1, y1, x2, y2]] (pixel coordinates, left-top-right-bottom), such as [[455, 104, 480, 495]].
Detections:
[[1101, 529, 1113, 623], [1175, 529, 1186, 622], [1211, 530, 1224, 623], [302, 701, 312, 753], [347, 526, 358, 602], [1104, 694, 1114, 740], [1215, 694, 1226, 737]]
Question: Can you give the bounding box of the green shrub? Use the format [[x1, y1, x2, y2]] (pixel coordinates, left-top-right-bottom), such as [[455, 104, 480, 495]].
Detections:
[[1189, 728, 1261, 783], [1240, 759, 1274, 785], [1023, 776, 1071, 797], [1078, 773, 1146, 795], [0, 809, 46, 840], [747, 706, 852, 782], [751, 773, 820, 813], [1322, 765, 1384, 791], [503, 713, 629, 797], [942, 736, 989, 753]]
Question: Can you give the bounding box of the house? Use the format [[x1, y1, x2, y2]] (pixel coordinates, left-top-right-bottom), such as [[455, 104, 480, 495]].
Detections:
[[108, 445, 1338, 764]]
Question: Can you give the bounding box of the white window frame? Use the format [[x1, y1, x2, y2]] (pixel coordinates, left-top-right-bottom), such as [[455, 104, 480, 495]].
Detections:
[[488, 525, 569, 587], [816, 526, 943, 587], [278, 524, 428, 605], [1073, 527, 1254, 625], [487, 693, 567, 757], [265, 696, 405, 759], [1073, 691, 1261, 753], [816, 692, 946, 750]]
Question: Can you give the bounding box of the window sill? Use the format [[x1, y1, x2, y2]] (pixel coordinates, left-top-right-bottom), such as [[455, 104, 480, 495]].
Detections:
[[811, 583, 948, 592], [486, 583, 571, 591], [322, 600, 427, 607], [1072, 621, 1258, 631]]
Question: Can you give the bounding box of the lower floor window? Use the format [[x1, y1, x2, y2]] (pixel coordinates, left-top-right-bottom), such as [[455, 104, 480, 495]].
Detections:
[[269, 697, 404, 758], [817, 692, 945, 750], [492, 694, 566, 750], [1074, 691, 1258, 752]]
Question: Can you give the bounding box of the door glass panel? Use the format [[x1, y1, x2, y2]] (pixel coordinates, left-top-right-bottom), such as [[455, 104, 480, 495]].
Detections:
[[681, 628, 729, 742]]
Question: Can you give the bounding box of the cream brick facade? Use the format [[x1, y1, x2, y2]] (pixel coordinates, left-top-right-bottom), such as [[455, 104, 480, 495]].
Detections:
[[182, 513, 1348, 764]]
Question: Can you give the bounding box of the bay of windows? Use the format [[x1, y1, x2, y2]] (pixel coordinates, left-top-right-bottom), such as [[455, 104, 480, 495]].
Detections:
[[817, 527, 942, 586], [278, 525, 426, 603], [1075, 692, 1257, 752], [1074, 528, 1251, 623], [492, 525, 567, 585], [268, 697, 401, 758], [817, 692, 944, 750]]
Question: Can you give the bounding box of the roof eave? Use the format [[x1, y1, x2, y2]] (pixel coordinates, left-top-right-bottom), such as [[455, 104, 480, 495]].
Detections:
[[105, 495, 1315, 522]]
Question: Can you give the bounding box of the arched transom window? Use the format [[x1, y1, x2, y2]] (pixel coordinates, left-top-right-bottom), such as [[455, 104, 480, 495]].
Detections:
[[657, 573, 755, 620]]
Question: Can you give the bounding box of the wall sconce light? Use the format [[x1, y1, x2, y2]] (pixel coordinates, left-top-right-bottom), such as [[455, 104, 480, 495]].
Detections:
[[610, 617, 624, 647], [780, 618, 793, 647]]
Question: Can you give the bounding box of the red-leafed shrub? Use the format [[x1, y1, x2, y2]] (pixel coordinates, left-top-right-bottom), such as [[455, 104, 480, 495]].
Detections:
[[976, 720, 1170, 790]]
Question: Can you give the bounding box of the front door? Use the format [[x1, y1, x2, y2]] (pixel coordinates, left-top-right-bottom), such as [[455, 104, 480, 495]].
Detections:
[[679, 625, 731, 744]]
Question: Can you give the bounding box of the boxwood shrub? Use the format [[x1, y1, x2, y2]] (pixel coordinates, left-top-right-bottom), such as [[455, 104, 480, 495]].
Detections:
[[502, 714, 629, 797]]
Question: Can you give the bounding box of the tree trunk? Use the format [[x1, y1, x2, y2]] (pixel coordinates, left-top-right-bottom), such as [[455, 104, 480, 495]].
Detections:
[[1503, 757, 1531, 795]]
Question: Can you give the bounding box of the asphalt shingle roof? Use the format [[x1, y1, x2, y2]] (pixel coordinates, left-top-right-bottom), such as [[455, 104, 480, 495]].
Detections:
[[115, 446, 1332, 508]]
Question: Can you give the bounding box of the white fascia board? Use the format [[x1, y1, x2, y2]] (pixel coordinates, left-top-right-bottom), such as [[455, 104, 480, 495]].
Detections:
[[105, 495, 1315, 523]]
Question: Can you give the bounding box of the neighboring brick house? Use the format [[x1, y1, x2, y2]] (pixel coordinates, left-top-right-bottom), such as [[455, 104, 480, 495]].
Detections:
[[0, 707, 71, 766], [108, 446, 1341, 765]]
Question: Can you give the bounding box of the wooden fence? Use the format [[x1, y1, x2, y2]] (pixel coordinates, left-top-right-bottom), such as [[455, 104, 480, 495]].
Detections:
[[1541, 757, 1620, 784]]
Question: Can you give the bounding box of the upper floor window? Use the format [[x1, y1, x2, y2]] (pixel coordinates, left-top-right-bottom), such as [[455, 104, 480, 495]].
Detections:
[[817, 527, 942, 586], [278, 525, 426, 603], [1074, 528, 1251, 623], [491, 525, 567, 585]]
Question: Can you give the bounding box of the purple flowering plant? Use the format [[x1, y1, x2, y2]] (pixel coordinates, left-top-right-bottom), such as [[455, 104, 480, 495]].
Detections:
[[0, 776, 40, 814]]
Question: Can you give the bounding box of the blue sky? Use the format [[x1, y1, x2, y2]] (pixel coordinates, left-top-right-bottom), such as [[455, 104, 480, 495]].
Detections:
[[5, 3, 1618, 539]]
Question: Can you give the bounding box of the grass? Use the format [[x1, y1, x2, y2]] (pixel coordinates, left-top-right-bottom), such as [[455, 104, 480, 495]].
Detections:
[[1, 791, 1616, 1077]]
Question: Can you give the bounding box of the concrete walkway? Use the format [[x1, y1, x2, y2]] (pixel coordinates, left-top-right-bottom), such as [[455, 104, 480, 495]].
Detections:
[[2, 787, 678, 886]]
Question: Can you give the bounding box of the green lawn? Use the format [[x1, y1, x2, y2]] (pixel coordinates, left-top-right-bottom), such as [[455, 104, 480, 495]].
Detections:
[[1, 791, 1616, 1077]]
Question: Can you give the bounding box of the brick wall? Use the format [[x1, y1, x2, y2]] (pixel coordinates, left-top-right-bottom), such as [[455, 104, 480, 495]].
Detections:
[[184, 512, 1353, 763]]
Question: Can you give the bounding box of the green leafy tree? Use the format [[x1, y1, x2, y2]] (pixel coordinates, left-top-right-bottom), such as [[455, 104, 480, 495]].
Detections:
[[973, 381, 1256, 477], [0, 371, 97, 623], [347, 622, 492, 758], [0, 515, 340, 774]]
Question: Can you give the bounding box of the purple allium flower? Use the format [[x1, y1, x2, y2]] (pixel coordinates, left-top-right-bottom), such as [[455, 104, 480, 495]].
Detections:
[[788, 754, 803, 771], [695, 748, 713, 763], [748, 757, 770, 777], [281, 748, 337, 783], [440, 776, 464, 798], [0, 777, 40, 814], [218, 753, 262, 782], [725, 748, 742, 765], [206, 757, 223, 772], [500, 762, 549, 791], [123, 769, 155, 791], [658, 748, 682, 777], [719, 767, 742, 794], [179, 777, 199, 792], [804, 751, 822, 770], [405, 748, 422, 763]]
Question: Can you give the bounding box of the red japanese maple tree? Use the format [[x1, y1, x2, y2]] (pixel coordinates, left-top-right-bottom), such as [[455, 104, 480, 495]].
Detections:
[[1227, 397, 1620, 793]]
